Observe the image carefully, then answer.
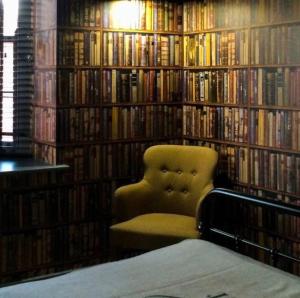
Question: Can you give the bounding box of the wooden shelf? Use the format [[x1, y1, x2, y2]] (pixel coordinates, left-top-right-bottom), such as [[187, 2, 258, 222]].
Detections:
[[249, 184, 300, 201], [249, 105, 300, 111], [184, 102, 248, 108], [183, 19, 300, 35], [102, 28, 181, 35], [102, 65, 182, 70], [102, 136, 182, 145], [102, 101, 182, 107], [249, 144, 300, 155], [183, 24, 249, 35], [183, 136, 248, 147], [184, 65, 250, 69]]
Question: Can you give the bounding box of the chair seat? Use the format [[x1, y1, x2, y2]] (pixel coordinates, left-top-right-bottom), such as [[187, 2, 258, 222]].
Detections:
[[110, 213, 200, 251]]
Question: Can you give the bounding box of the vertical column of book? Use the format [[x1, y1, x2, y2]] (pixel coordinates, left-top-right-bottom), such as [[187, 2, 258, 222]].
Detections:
[[33, 0, 105, 272], [100, 1, 184, 209], [248, 1, 300, 274], [33, 0, 58, 163], [55, 0, 105, 261], [248, 1, 300, 203], [182, 1, 251, 190]]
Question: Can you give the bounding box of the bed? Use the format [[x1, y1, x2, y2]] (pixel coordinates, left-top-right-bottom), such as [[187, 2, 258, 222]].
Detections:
[[0, 188, 299, 298]]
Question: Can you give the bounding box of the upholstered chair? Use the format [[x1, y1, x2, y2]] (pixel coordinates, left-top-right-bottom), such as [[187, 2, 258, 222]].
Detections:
[[110, 145, 218, 252]]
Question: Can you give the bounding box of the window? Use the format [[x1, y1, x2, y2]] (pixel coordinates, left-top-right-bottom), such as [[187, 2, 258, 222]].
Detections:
[[0, 0, 33, 154]]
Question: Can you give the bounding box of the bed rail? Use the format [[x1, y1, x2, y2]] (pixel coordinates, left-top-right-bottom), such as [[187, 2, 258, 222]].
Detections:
[[199, 188, 300, 269]]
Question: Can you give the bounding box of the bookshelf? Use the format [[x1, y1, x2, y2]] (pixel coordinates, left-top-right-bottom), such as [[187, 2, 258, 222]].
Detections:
[[30, 0, 300, 279], [182, 0, 300, 201], [182, 0, 300, 274], [31, 0, 184, 280]]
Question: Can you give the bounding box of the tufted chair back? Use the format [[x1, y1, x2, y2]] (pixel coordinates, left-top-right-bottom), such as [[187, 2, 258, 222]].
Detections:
[[143, 145, 218, 217], [110, 144, 218, 252]]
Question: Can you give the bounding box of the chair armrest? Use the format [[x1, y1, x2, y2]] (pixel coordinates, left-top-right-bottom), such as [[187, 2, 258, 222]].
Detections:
[[195, 183, 214, 230], [112, 180, 154, 223]]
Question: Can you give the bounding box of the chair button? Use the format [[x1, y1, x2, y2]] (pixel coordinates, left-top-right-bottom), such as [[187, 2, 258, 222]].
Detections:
[[167, 187, 173, 192], [182, 189, 188, 194], [191, 170, 197, 176], [161, 168, 168, 173], [177, 170, 182, 174]]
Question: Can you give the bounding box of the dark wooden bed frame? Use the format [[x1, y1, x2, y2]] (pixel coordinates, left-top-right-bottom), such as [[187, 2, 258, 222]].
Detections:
[[199, 188, 300, 271]]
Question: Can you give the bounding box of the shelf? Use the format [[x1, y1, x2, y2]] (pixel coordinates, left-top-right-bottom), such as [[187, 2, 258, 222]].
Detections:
[[183, 24, 250, 35], [33, 140, 102, 147], [102, 137, 182, 145], [249, 184, 300, 201], [183, 136, 248, 147], [102, 101, 182, 107], [103, 28, 181, 35], [250, 19, 300, 29], [183, 19, 300, 35], [0, 218, 104, 236], [249, 144, 300, 155], [249, 105, 300, 111], [102, 65, 182, 70], [184, 65, 250, 69], [184, 102, 247, 108], [184, 137, 300, 155]]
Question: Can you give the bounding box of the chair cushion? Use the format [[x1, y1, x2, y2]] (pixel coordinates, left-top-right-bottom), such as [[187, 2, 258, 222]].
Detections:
[[110, 213, 200, 251]]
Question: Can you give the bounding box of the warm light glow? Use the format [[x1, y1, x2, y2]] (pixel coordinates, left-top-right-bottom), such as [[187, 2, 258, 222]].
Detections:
[[111, 1, 140, 29]]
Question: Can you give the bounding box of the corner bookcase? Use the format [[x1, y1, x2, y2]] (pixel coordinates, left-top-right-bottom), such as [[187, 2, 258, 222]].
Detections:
[[31, 0, 300, 278]]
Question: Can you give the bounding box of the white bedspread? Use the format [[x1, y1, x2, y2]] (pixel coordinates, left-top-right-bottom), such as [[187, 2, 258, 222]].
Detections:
[[0, 239, 300, 298]]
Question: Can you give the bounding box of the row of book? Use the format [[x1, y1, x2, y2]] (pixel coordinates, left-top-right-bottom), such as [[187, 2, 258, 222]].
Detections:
[[183, 106, 248, 143], [183, 0, 250, 32], [250, 149, 300, 195], [0, 189, 65, 231], [103, 106, 182, 140], [58, 31, 101, 66], [102, 141, 180, 179], [0, 170, 60, 191], [34, 107, 56, 143], [103, 32, 181, 66], [251, 0, 300, 25], [58, 70, 101, 106], [185, 140, 248, 184], [183, 69, 248, 104], [35, 30, 57, 66], [102, 69, 182, 103], [0, 222, 101, 274], [102, 142, 147, 180], [57, 145, 101, 181], [33, 144, 57, 166], [184, 31, 249, 66], [58, 0, 101, 27], [57, 108, 101, 143], [250, 189, 299, 206], [102, 1, 183, 32], [251, 26, 300, 65], [35, 71, 56, 105], [1, 182, 103, 231], [249, 110, 300, 150], [250, 68, 300, 107]]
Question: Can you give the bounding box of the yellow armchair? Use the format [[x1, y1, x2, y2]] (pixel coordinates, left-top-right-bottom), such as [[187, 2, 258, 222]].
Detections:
[[110, 145, 218, 252]]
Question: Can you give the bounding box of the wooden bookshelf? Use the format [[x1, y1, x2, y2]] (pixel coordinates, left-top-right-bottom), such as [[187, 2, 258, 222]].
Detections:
[[30, 0, 184, 283], [182, 0, 300, 275], [4, 0, 292, 283]]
